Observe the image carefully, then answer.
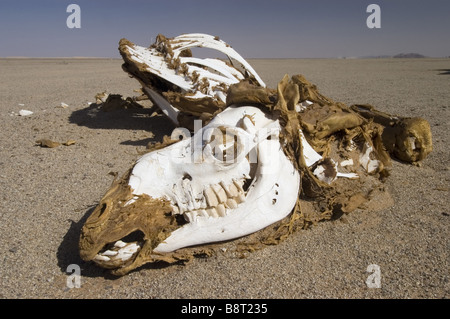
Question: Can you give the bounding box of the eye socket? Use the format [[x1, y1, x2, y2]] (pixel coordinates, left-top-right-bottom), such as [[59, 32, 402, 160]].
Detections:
[[204, 126, 244, 164]]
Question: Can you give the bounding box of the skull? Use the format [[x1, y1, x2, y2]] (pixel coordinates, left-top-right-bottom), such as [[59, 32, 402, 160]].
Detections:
[[79, 106, 300, 274]]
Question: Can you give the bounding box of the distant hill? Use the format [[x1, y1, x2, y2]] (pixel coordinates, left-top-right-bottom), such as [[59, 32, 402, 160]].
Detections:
[[354, 53, 427, 59], [393, 53, 426, 58]]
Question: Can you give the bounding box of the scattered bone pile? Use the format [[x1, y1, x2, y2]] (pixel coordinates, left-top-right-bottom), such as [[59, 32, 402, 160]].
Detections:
[[79, 33, 433, 276]]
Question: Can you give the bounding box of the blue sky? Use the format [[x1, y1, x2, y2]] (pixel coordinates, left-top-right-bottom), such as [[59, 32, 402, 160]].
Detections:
[[0, 0, 449, 58]]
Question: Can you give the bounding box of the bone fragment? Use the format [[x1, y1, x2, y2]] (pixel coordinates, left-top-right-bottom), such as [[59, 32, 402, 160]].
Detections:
[[102, 250, 118, 256], [94, 255, 110, 262], [143, 87, 179, 125], [340, 159, 354, 167], [19, 110, 33, 116]]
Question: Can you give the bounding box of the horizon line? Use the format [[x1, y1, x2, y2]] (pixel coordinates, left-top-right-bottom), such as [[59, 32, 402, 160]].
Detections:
[[1, 54, 448, 60]]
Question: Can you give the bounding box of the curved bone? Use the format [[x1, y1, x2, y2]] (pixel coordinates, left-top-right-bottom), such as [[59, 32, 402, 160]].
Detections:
[[168, 33, 265, 87], [179, 57, 245, 83]]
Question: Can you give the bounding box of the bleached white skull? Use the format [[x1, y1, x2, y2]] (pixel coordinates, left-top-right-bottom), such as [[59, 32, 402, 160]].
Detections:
[[130, 106, 300, 253], [82, 105, 300, 271]]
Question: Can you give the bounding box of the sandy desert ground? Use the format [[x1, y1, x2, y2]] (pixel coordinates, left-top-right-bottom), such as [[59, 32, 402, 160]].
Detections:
[[0, 57, 448, 299]]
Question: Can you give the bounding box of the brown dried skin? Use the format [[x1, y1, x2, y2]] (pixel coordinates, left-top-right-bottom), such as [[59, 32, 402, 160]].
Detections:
[[264, 74, 392, 225], [389, 118, 432, 163], [225, 75, 391, 216], [79, 170, 181, 275], [163, 91, 225, 118], [351, 104, 433, 163], [100, 94, 144, 112], [291, 74, 335, 106], [300, 103, 365, 140], [35, 139, 61, 148], [226, 80, 277, 108]]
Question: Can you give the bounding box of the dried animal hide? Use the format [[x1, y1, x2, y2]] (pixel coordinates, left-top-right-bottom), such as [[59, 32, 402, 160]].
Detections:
[[100, 94, 144, 112], [262, 75, 392, 231]]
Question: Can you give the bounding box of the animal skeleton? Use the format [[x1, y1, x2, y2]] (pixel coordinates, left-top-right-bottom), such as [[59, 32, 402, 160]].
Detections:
[[79, 33, 432, 275]]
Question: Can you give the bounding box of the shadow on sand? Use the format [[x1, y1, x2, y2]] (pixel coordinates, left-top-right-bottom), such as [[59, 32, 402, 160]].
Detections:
[[436, 69, 450, 75], [68, 103, 176, 141]]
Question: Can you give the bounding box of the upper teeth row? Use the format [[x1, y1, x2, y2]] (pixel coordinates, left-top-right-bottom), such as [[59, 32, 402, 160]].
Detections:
[[94, 240, 140, 262], [173, 179, 246, 222]]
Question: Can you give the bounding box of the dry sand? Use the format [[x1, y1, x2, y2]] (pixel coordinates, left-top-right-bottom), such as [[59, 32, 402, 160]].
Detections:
[[0, 58, 448, 299]]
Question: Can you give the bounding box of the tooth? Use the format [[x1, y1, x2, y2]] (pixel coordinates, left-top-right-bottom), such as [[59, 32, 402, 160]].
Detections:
[[94, 255, 110, 262], [212, 184, 227, 203], [114, 240, 127, 248], [226, 183, 239, 197], [198, 198, 207, 209], [220, 181, 233, 197], [171, 205, 180, 215], [226, 198, 238, 209], [206, 208, 219, 218], [116, 243, 140, 261], [216, 204, 227, 217], [184, 212, 195, 222], [196, 209, 208, 217], [233, 179, 245, 193], [236, 193, 246, 204], [204, 186, 219, 207], [102, 250, 118, 256]]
